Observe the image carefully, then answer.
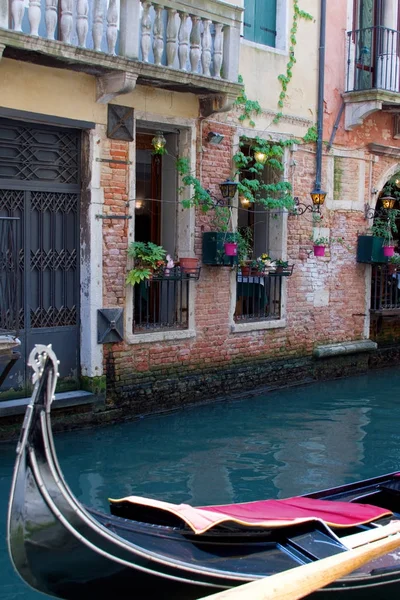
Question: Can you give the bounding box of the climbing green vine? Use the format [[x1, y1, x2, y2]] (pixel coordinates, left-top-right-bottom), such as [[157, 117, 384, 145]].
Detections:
[[233, 136, 295, 210], [234, 75, 262, 128], [274, 1, 313, 123], [165, 3, 315, 216]]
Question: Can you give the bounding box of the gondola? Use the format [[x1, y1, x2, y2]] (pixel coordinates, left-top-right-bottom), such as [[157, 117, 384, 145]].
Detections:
[[7, 345, 400, 600]]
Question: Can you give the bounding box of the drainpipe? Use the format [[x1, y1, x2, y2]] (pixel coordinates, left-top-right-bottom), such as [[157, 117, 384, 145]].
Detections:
[[314, 0, 326, 193]]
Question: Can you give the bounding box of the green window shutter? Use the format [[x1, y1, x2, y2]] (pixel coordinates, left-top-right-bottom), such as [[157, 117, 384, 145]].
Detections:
[[243, 0, 256, 42], [255, 0, 277, 47]]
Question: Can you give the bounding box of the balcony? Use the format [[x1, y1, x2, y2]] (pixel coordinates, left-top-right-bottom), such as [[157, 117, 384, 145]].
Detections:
[[0, 0, 242, 110], [344, 26, 400, 129]]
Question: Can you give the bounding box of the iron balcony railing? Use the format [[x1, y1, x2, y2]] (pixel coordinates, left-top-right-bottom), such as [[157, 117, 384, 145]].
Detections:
[[235, 271, 289, 323], [346, 26, 400, 93], [371, 264, 400, 313], [0, 217, 20, 335], [133, 267, 199, 333]]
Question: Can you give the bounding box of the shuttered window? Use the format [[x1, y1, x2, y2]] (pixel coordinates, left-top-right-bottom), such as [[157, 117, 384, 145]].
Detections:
[[243, 0, 277, 48]]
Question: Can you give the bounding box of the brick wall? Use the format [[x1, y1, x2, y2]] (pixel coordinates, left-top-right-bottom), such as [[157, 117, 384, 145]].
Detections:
[[97, 122, 385, 414]]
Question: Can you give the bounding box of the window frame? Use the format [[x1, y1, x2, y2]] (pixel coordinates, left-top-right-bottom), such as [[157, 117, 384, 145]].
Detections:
[[125, 115, 197, 345], [241, 0, 288, 53], [230, 131, 289, 333]]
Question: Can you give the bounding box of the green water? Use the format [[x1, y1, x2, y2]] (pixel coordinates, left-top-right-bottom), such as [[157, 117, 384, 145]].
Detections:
[[2, 368, 400, 599]]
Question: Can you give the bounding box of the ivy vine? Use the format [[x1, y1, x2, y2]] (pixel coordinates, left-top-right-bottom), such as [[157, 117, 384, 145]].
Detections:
[[274, 1, 313, 123], [233, 136, 295, 210], [234, 75, 262, 128]]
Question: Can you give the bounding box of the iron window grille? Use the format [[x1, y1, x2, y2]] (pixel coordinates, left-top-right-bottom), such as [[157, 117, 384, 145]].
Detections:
[[371, 264, 400, 313], [133, 268, 198, 333], [235, 271, 289, 322]]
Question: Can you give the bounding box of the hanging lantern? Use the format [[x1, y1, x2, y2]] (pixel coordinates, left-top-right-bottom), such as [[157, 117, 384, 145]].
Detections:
[[310, 188, 327, 206], [219, 179, 238, 200], [239, 195, 250, 207], [254, 151, 268, 165], [381, 195, 396, 209], [151, 131, 167, 153]]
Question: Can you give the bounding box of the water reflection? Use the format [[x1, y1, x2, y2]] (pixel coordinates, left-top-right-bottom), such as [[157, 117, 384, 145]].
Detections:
[[2, 368, 400, 599]]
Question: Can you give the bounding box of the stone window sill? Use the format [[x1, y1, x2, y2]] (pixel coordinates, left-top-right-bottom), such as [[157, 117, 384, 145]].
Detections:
[[232, 319, 286, 334]]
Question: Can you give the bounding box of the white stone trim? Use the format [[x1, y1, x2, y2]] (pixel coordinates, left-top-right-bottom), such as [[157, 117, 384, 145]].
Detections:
[[80, 126, 104, 379], [231, 318, 287, 333], [325, 147, 366, 211], [240, 0, 288, 52], [240, 38, 288, 56], [229, 127, 289, 330], [125, 112, 197, 341], [125, 328, 196, 344]]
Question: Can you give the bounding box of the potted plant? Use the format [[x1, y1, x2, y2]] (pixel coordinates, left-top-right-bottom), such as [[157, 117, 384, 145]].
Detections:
[[126, 241, 167, 285], [236, 227, 253, 275], [202, 207, 240, 266], [179, 256, 199, 275], [388, 252, 400, 274], [275, 259, 289, 273], [312, 236, 329, 257], [360, 212, 400, 262]]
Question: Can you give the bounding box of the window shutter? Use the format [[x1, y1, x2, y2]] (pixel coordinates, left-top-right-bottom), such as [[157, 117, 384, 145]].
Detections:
[[243, 0, 256, 42], [255, 0, 277, 47]]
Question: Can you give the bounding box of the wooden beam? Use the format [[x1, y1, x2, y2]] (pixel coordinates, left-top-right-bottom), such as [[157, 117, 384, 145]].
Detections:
[[197, 526, 400, 600]]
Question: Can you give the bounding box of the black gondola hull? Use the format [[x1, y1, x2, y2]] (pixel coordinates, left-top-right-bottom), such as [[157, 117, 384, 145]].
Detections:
[[7, 346, 400, 599]]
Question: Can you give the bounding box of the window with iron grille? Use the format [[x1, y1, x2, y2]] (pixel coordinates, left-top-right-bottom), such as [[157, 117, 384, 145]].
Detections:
[[132, 129, 193, 334], [235, 142, 288, 323]]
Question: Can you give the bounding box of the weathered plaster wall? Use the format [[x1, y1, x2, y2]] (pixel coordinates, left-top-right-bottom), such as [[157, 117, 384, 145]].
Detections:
[[0, 59, 199, 123]]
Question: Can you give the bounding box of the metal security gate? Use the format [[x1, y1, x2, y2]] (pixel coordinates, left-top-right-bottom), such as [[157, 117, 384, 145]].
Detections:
[[0, 118, 81, 397]]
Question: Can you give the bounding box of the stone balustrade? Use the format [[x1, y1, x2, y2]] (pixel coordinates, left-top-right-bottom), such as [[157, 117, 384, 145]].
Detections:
[[0, 0, 242, 82]]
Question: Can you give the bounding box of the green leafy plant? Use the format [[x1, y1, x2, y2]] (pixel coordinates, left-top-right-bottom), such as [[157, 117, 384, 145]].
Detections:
[[389, 253, 400, 265], [234, 75, 262, 127], [369, 211, 400, 245], [233, 136, 295, 211], [236, 227, 253, 265], [275, 259, 289, 268], [312, 236, 329, 247], [176, 157, 214, 212], [126, 241, 167, 285]]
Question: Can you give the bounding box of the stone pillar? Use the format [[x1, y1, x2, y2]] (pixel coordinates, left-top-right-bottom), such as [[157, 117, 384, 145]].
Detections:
[[119, 0, 141, 59]]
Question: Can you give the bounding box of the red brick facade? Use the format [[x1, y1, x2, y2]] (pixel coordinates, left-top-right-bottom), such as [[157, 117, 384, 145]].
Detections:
[[98, 119, 382, 411]]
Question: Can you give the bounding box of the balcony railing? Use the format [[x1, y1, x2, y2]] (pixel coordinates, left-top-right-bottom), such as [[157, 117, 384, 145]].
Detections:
[[1, 0, 241, 83], [0, 217, 20, 336], [346, 26, 400, 93], [371, 264, 400, 313], [133, 267, 198, 332], [235, 272, 287, 323]]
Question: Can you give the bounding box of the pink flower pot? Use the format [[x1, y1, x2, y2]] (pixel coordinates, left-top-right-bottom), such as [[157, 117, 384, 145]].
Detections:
[[313, 245, 325, 257], [383, 246, 395, 257], [224, 242, 238, 256]]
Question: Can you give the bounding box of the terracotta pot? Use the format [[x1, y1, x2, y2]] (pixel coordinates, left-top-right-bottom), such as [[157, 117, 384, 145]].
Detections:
[[383, 245, 395, 257], [313, 245, 325, 257], [179, 257, 199, 275], [240, 265, 251, 276], [224, 242, 238, 256]]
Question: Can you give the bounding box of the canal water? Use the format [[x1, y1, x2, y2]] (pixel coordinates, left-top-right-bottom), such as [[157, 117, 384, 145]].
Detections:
[[2, 367, 400, 599]]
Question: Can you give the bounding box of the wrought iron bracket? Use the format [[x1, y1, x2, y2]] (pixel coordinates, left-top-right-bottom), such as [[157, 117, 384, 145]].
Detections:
[[207, 191, 233, 208], [364, 204, 393, 220], [291, 197, 321, 216], [97, 308, 124, 344]]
